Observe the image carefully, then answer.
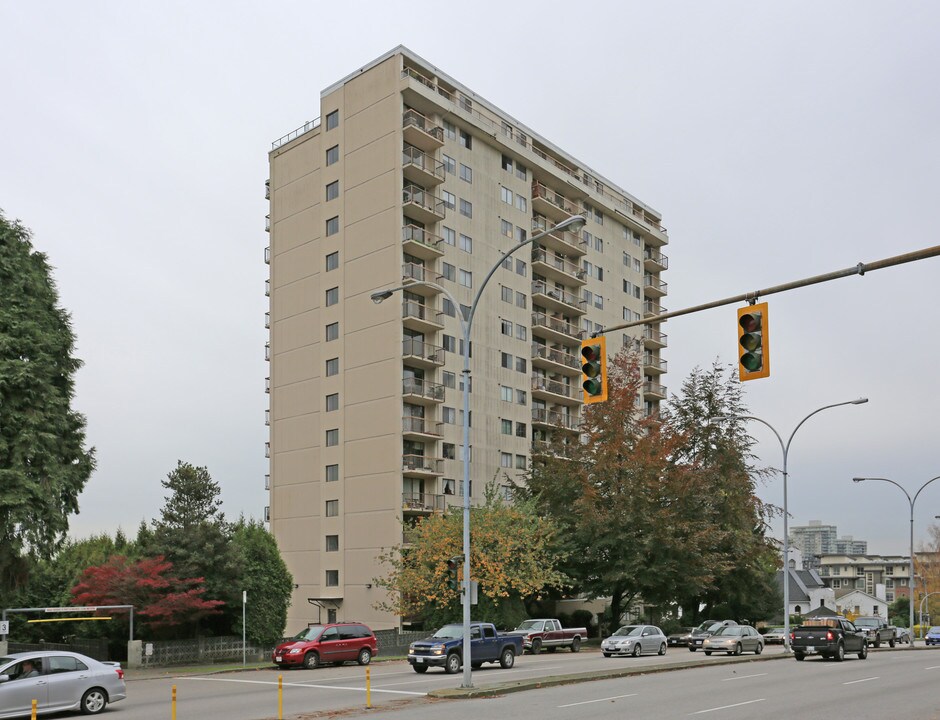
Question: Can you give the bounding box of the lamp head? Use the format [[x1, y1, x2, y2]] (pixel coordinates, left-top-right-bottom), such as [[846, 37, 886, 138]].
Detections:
[[371, 290, 394, 304], [851, 398, 869, 405], [852, 477, 865, 483], [557, 215, 586, 233]]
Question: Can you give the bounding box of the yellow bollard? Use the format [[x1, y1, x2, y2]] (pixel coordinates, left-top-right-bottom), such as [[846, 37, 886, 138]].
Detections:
[[366, 666, 371, 708], [31, 699, 37, 720], [278, 673, 283, 720], [171, 684, 176, 720]]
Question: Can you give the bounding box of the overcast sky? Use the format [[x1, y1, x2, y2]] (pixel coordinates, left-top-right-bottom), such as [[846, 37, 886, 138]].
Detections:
[[3, 1, 939, 558]]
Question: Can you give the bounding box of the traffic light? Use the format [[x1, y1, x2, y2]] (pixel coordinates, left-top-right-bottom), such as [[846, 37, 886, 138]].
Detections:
[[737, 302, 770, 381], [580, 336, 608, 404], [446, 555, 463, 591]]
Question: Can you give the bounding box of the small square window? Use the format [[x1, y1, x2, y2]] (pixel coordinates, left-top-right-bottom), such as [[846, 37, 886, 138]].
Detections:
[[443, 154, 456, 175], [325, 322, 339, 341], [326, 251, 339, 271], [515, 422, 527, 438], [325, 393, 339, 412], [515, 195, 527, 213], [460, 164, 472, 183], [325, 535, 339, 552], [325, 287, 339, 307], [515, 291, 526, 308], [326, 358, 339, 376], [501, 352, 513, 369], [325, 429, 339, 446], [501, 286, 513, 303], [501, 219, 513, 238], [459, 199, 472, 218], [444, 120, 457, 140], [459, 129, 472, 149], [501, 319, 513, 336], [458, 269, 472, 287], [326, 180, 339, 201], [326, 145, 339, 165], [325, 464, 339, 482], [441, 263, 456, 282], [442, 226, 456, 245], [325, 499, 339, 516], [325, 569, 339, 586], [515, 454, 527, 469], [443, 335, 456, 352], [325, 110, 339, 130], [442, 371, 456, 388], [515, 325, 527, 341], [501, 186, 513, 204], [459, 234, 472, 253], [441, 297, 456, 317], [515, 162, 528, 181], [442, 190, 456, 210], [515, 357, 527, 373], [515, 259, 527, 277], [516, 389, 527, 405], [500, 385, 513, 402], [501, 154, 513, 172], [443, 443, 456, 460], [500, 452, 512, 468], [501, 419, 512, 435], [326, 216, 339, 236]]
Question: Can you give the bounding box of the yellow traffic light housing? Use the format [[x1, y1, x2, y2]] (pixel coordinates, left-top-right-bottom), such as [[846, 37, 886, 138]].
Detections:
[[737, 302, 770, 381], [580, 336, 608, 404]]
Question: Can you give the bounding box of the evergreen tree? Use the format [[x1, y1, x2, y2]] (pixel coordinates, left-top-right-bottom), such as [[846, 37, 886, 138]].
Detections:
[[0, 212, 95, 599], [231, 517, 293, 646]]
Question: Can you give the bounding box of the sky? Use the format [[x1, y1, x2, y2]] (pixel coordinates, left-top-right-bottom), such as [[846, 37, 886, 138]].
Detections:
[[2, 1, 939, 558]]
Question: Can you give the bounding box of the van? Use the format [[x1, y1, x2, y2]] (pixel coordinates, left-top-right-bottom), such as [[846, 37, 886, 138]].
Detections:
[[272, 623, 378, 669]]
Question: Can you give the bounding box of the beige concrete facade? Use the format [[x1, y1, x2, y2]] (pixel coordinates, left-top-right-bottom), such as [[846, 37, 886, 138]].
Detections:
[[266, 46, 669, 632]]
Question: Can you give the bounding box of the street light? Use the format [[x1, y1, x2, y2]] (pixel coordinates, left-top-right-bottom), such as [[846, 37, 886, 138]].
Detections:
[[372, 213, 586, 688], [710, 397, 868, 653], [852, 474, 940, 644]]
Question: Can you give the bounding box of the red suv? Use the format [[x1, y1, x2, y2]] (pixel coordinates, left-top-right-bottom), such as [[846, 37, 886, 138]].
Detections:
[[272, 623, 378, 669]]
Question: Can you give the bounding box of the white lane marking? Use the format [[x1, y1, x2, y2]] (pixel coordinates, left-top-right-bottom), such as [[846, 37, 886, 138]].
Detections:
[[926, 665, 940, 670], [691, 699, 765, 715], [558, 693, 638, 708], [721, 673, 767, 681], [177, 676, 425, 696], [843, 677, 879, 685]]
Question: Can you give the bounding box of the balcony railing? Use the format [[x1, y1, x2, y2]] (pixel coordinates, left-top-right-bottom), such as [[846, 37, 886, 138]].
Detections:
[[402, 416, 443, 436], [402, 109, 444, 150], [403, 146, 445, 181], [643, 353, 668, 373], [643, 381, 667, 398], [643, 300, 666, 317], [532, 376, 577, 400], [642, 327, 668, 348], [402, 299, 442, 325], [532, 215, 588, 255], [402, 491, 445, 512], [532, 181, 581, 218], [532, 281, 587, 312], [402, 224, 445, 253], [532, 248, 586, 282], [402, 377, 445, 402], [531, 344, 580, 371], [531, 312, 585, 340], [402, 454, 444, 475], [644, 275, 668, 296], [402, 338, 446, 365], [644, 248, 669, 270], [403, 184, 445, 220], [271, 117, 320, 149], [531, 408, 579, 431]]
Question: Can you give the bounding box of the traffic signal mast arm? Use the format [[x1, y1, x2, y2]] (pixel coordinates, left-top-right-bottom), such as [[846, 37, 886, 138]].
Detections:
[[591, 244, 940, 336]]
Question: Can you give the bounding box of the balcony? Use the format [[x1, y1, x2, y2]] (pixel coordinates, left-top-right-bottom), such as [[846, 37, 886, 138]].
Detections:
[[644, 249, 668, 272], [532, 181, 581, 223], [402, 263, 443, 297], [403, 146, 445, 187], [532, 215, 588, 257], [402, 338, 446, 369], [532, 312, 585, 343], [402, 299, 444, 333], [402, 377, 445, 404], [402, 454, 444, 477], [402, 109, 444, 152], [532, 376, 580, 406], [531, 438, 575, 459], [531, 343, 581, 376], [644, 275, 668, 298], [532, 248, 586, 287], [265, 179, 270, 200], [642, 327, 668, 350], [531, 408, 580, 432], [643, 380, 667, 400], [403, 184, 445, 224], [643, 353, 667, 375], [643, 300, 667, 318], [402, 224, 445, 259], [402, 415, 443, 440], [531, 281, 587, 315], [402, 491, 446, 514]]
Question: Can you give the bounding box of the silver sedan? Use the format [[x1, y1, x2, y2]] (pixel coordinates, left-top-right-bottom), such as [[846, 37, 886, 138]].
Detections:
[[702, 625, 764, 656], [601, 625, 668, 657], [0, 650, 126, 717]]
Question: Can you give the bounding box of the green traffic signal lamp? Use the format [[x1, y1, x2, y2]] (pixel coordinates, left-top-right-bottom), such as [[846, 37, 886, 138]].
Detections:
[[737, 302, 770, 380], [580, 336, 608, 404]]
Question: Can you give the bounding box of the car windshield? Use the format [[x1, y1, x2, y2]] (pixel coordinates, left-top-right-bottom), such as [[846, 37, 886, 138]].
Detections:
[[693, 621, 715, 633], [515, 620, 543, 631], [930, 627, 940, 633], [432, 624, 464, 639], [768, 628, 785, 633], [711, 627, 743, 637], [613, 626, 643, 637], [854, 619, 879, 628], [293, 626, 325, 641]]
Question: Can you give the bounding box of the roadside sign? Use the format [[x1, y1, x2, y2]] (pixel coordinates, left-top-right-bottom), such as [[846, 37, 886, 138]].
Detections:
[[0, 621, 9, 635]]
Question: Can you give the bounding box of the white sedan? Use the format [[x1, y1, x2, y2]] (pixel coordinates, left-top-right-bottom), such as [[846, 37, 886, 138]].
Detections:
[[602, 625, 668, 657], [0, 651, 126, 717]]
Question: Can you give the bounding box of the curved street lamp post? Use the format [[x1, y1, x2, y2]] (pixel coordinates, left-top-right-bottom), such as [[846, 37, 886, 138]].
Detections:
[[711, 398, 868, 652], [372, 214, 586, 688], [852, 474, 940, 644]]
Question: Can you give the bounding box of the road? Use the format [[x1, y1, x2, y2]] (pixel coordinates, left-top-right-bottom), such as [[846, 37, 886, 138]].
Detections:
[[112, 646, 940, 719]]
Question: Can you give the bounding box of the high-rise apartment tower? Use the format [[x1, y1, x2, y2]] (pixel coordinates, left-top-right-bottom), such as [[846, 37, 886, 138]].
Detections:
[[265, 47, 669, 631]]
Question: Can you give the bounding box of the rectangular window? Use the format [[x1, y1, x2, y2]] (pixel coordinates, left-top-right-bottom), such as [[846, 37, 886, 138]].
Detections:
[[501, 285, 513, 303], [501, 219, 513, 238], [326, 180, 339, 201], [325, 429, 339, 446], [623, 251, 632, 267], [458, 269, 472, 287], [459, 234, 472, 253], [515, 195, 527, 213], [515, 324, 527, 341], [502, 154, 513, 172], [500, 385, 513, 402], [501, 256, 512, 270], [325, 393, 339, 412], [515, 422, 527, 438], [459, 129, 472, 149], [326, 357, 339, 376], [501, 186, 513, 204], [326, 145, 339, 165], [441, 371, 456, 389], [326, 216, 339, 236], [459, 164, 472, 183], [501, 419, 512, 435], [443, 335, 456, 352], [325, 287, 339, 306], [501, 352, 513, 369], [583, 289, 593, 304], [500, 452, 512, 468], [597, 266, 604, 281], [325, 535, 339, 552], [441, 297, 456, 317], [325, 464, 339, 482], [444, 120, 457, 140], [443, 443, 456, 460], [516, 389, 527, 405], [325, 110, 339, 130], [460, 304, 471, 320], [325, 499, 339, 516], [515, 357, 527, 373], [595, 295, 604, 309], [515, 161, 528, 180], [515, 226, 527, 244], [459, 199, 472, 218], [515, 454, 527, 469], [443, 154, 456, 175], [441, 262, 456, 282], [443, 226, 456, 245], [443, 407, 456, 424], [325, 569, 339, 586], [515, 259, 527, 276], [442, 190, 456, 210], [515, 291, 526, 308], [326, 251, 339, 271], [501, 319, 513, 336], [325, 322, 339, 341], [595, 236, 604, 252]]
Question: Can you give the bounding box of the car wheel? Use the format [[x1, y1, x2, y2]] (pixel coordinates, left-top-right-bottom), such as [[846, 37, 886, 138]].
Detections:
[[303, 652, 320, 670], [499, 648, 515, 669], [794, 652, 806, 661], [413, 664, 428, 674], [755, 642, 763, 655], [445, 653, 461, 674], [357, 648, 372, 666], [632, 644, 642, 657], [734, 643, 743, 656], [689, 646, 697, 652], [704, 651, 712, 656], [859, 642, 868, 660], [81, 688, 108, 715], [531, 638, 542, 655], [889, 638, 896, 648], [834, 642, 845, 662], [571, 637, 581, 653], [874, 639, 880, 648], [658, 643, 666, 656]]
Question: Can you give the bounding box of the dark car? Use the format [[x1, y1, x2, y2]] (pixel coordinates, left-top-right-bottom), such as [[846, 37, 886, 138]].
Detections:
[[273, 623, 378, 669], [667, 627, 693, 647], [925, 626, 940, 646], [688, 620, 738, 652]]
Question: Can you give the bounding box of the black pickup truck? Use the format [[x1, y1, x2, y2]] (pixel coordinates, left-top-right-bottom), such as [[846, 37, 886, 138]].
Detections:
[[790, 617, 868, 662]]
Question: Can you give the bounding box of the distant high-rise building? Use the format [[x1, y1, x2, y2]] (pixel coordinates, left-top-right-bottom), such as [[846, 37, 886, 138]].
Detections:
[[790, 520, 868, 570]]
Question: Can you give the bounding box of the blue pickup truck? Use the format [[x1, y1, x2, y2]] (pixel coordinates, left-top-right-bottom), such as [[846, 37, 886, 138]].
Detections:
[[407, 622, 523, 674]]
